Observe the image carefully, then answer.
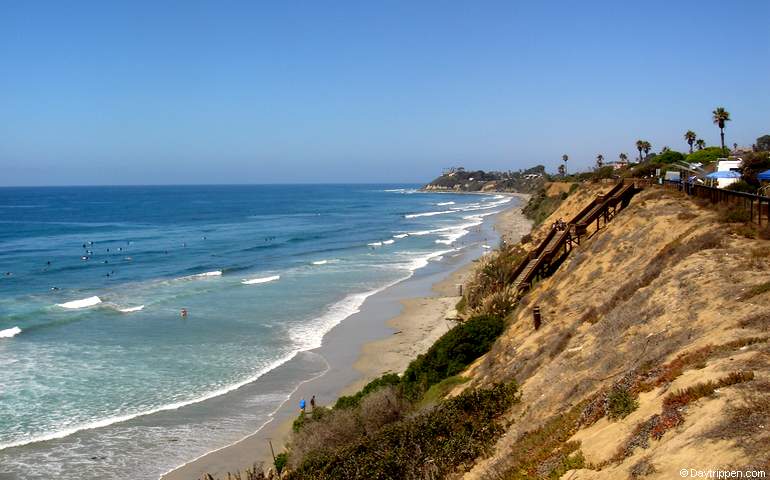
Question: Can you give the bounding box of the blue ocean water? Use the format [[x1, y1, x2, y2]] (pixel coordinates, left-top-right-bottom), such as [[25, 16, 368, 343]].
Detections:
[[0, 185, 513, 479]]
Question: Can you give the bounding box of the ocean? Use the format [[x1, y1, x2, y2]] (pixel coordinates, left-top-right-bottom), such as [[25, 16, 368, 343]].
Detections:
[[0, 184, 514, 479]]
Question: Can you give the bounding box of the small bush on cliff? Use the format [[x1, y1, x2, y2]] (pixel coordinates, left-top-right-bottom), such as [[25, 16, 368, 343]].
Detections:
[[286, 382, 519, 480], [290, 385, 411, 469], [463, 241, 524, 315], [333, 373, 400, 409], [523, 188, 565, 226], [607, 385, 639, 420], [401, 314, 504, 399]]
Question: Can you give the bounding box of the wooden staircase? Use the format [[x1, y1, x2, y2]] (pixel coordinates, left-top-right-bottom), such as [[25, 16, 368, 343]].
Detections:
[[511, 180, 640, 294]]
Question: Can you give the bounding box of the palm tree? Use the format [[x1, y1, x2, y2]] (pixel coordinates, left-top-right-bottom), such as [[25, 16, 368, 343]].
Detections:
[[596, 154, 604, 169], [712, 107, 731, 150], [684, 130, 697, 153], [696, 139, 706, 150], [642, 141, 652, 159], [636, 140, 645, 162], [561, 154, 568, 174], [619, 152, 628, 163], [558, 164, 566, 176]]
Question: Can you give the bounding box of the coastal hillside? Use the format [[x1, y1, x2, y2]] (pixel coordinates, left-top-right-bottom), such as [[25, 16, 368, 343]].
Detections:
[[423, 166, 546, 193], [456, 184, 770, 478]]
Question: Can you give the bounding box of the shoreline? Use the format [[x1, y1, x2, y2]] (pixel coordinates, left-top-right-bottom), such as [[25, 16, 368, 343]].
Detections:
[[161, 193, 532, 480]]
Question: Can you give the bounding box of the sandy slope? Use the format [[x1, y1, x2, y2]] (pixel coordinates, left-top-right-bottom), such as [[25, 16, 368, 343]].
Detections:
[[454, 185, 770, 478]]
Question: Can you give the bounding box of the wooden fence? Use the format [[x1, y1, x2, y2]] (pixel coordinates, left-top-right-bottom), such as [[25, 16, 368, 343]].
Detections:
[[664, 181, 770, 226]]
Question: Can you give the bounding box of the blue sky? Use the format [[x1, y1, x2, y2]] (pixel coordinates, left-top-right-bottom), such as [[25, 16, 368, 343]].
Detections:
[[1, 1, 769, 186]]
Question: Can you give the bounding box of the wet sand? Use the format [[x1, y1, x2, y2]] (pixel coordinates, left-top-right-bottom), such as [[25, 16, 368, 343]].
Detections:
[[161, 194, 531, 480]]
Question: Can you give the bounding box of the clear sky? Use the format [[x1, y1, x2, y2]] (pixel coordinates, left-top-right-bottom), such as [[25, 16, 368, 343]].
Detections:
[[1, 1, 769, 186]]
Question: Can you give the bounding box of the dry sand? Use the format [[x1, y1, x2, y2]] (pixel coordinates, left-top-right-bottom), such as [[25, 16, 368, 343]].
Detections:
[[162, 194, 531, 480]]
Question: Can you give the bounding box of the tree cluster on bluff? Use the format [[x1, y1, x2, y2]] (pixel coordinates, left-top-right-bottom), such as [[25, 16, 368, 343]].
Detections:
[[423, 165, 546, 193]]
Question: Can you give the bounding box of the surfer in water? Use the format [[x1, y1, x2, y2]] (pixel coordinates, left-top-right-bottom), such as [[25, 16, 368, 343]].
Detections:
[[180, 308, 188, 318]]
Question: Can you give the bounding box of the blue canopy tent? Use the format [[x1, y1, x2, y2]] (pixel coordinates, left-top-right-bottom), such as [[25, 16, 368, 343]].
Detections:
[[757, 169, 770, 181], [703, 170, 741, 188], [704, 171, 741, 179]]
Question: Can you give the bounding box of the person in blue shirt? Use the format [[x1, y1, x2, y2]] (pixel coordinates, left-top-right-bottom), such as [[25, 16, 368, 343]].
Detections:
[[299, 398, 306, 413]]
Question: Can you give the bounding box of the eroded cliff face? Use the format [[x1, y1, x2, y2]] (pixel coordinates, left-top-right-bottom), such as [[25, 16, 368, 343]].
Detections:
[[456, 185, 769, 478]]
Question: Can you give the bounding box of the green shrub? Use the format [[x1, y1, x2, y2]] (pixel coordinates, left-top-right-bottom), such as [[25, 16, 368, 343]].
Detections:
[[685, 146, 729, 166], [274, 452, 287, 474], [592, 165, 615, 180], [739, 151, 770, 188], [607, 386, 639, 420], [401, 315, 504, 399], [725, 180, 757, 193], [652, 150, 685, 165], [417, 375, 469, 408], [523, 188, 565, 226], [286, 383, 519, 480], [334, 373, 400, 409]]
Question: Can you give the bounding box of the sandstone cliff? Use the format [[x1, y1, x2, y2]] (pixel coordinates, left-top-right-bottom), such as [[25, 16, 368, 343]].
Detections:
[[454, 185, 769, 478]]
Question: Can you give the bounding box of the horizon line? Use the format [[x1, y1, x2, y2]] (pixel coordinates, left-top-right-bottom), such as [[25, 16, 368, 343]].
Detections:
[[0, 181, 426, 189]]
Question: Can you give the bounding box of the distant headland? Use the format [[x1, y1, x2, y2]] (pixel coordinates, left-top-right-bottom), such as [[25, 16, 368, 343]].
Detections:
[[422, 165, 546, 193]]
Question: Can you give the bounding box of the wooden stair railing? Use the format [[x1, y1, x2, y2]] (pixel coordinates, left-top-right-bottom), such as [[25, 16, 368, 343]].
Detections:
[[510, 181, 641, 294]]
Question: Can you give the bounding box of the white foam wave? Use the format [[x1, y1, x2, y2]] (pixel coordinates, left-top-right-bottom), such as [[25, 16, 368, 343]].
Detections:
[[0, 350, 300, 452], [452, 197, 512, 213], [367, 241, 383, 247], [241, 275, 280, 285], [436, 201, 455, 206], [404, 210, 454, 219], [393, 233, 409, 239], [118, 305, 145, 313], [463, 211, 499, 220], [405, 249, 457, 271], [382, 239, 395, 245], [312, 260, 328, 265], [56, 296, 102, 309], [0, 326, 21, 338], [183, 270, 222, 279], [383, 188, 417, 194]]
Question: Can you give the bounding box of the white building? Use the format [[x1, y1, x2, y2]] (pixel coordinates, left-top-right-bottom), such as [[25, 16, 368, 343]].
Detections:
[[714, 157, 742, 188]]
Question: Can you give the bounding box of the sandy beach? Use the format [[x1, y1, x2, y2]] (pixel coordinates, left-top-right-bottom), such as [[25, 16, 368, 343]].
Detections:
[[161, 193, 531, 480], [348, 196, 533, 395]]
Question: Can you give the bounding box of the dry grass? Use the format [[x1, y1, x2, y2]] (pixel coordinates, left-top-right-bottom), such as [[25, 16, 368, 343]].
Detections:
[[201, 464, 267, 480], [738, 312, 770, 331], [629, 456, 657, 479], [596, 228, 721, 318], [703, 380, 770, 471], [739, 280, 770, 301], [288, 385, 410, 469], [613, 371, 755, 462], [488, 402, 587, 480], [463, 243, 525, 316]]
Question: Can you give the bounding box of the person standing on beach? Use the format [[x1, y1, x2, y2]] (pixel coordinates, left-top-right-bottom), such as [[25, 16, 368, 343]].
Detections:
[[310, 395, 315, 411], [299, 398, 306, 413]]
